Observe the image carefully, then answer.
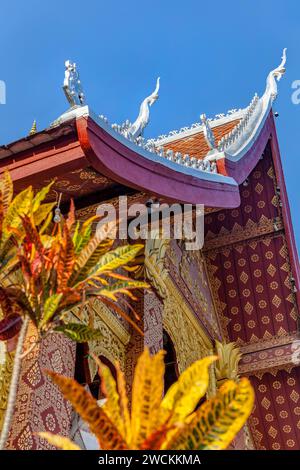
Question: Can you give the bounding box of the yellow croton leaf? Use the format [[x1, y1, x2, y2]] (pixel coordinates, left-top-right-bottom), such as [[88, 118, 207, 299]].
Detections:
[[131, 348, 165, 449], [47, 370, 128, 450], [33, 202, 56, 227], [140, 423, 174, 451], [165, 377, 255, 450], [38, 432, 80, 450], [90, 244, 144, 277], [93, 355, 126, 441], [2, 186, 33, 239], [32, 180, 54, 213], [159, 356, 217, 425], [74, 221, 115, 273]]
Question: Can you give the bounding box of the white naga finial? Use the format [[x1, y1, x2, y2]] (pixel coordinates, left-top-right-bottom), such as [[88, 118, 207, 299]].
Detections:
[[265, 48, 287, 101], [63, 60, 85, 107], [201, 113, 216, 150], [126, 77, 160, 139]]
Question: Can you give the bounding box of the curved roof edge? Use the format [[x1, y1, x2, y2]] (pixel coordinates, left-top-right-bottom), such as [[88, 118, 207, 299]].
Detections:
[[75, 110, 240, 208]]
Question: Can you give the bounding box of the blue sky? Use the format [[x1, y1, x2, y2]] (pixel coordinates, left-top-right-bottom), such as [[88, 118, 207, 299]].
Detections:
[[0, 0, 299, 249]]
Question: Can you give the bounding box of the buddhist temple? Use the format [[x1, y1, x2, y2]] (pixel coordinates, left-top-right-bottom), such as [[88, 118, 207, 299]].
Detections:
[[0, 49, 299, 451]]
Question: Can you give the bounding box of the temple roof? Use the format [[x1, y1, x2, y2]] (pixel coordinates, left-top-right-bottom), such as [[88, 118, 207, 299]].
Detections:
[[0, 50, 287, 209]]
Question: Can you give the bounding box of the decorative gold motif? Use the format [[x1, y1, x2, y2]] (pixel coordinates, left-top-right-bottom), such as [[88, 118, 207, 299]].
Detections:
[[204, 216, 283, 252], [87, 321, 127, 381], [88, 303, 128, 380], [179, 251, 208, 312], [0, 350, 15, 431], [144, 235, 217, 395], [239, 356, 297, 379], [164, 274, 212, 349], [68, 300, 129, 380], [163, 289, 211, 374], [76, 192, 149, 221], [205, 256, 230, 342], [243, 423, 255, 450], [215, 340, 242, 386], [163, 286, 217, 396], [29, 120, 37, 136], [91, 299, 130, 346], [143, 235, 214, 386], [144, 232, 170, 299]]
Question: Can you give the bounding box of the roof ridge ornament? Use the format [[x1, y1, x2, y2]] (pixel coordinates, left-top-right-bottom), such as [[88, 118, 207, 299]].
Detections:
[[29, 120, 37, 136], [215, 49, 287, 157], [63, 60, 85, 108], [266, 48, 287, 102], [125, 77, 160, 139], [217, 93, 260, 152], [150, 108, 244, 145], [200, 113, 216, 150]]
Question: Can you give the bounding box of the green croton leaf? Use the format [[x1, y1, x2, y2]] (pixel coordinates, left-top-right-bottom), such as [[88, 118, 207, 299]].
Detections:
[[55, 322, 103, 342]]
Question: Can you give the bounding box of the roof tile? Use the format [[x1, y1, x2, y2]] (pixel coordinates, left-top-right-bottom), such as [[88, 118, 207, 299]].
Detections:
[[162, 119, 239, 159]]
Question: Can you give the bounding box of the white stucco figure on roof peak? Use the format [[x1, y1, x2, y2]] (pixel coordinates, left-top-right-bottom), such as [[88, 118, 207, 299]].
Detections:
[[63, 60, 85, 108], [215, 48, 287, 159], [265, 48, 287, 101], [200, 113, 216, 150], [125, 77, 160, 139]]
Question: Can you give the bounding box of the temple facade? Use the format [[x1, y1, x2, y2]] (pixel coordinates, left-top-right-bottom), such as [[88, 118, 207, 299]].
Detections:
[[1, 50, 300, 450]]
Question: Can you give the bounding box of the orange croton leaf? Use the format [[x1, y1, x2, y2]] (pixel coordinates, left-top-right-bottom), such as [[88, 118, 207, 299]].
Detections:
[[140, 423, 174, 450], [56, 225, 75, 289], [47, 370, 128, 450]]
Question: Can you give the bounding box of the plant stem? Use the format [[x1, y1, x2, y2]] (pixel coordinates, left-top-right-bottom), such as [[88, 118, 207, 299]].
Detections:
[[0, 316, 29, 450]]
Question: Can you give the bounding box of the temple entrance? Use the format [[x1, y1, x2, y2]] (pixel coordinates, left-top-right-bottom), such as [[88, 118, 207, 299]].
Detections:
[[163, 330, 179, 392], [89, 355, 117, 400], [73, 347, 117, 449], [74, 344, 116, 399]]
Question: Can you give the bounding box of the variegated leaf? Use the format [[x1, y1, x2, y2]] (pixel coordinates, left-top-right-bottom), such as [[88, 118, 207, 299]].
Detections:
[[73, 234, 114, 284], [33, 202, 56, 227], [166, 378, 254, 450], [39, 293, 63, 329], [131, 349, 165, 449], [0, 287, 18, 317], [159, 356, 217, 425], [2, 186, 33, 240], [87, 245, 144, 277], [38, 432, 81, 450], [93, 355, 126, 441], [3, 287, 36, 324], [140, 424, 173, 450], [32, 180, 54, 213], [47, 371, 128, 450], [96, 280, 148, 302], [56, 226, 75, 289], [99, 297, 144, 337], [66, 199, 76, 230], [21, 215, 44, 258], [74, 215, 99, 253], [55, 322, 103, 342]]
